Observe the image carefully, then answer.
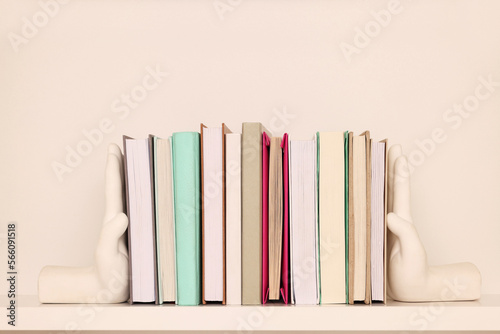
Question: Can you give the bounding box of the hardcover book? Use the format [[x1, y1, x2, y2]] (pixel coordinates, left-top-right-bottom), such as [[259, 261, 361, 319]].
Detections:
[[200, 124, 231, 304], [123, 136, 157, 304], [241, 122, 271, 305], [172, 132, 201, 306], [317, 131, 346, 304]]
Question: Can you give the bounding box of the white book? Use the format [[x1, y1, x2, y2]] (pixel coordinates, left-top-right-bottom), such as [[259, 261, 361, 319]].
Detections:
[[225, 133, 241, 305], [153, 136, 176, 303], [123, 137, 156, 303], [289, 138, 319, 305], [371, 141, 386, 302], [353, 135, 367, 301], [318, 132, 346, 304], [201, 125, 224, 302]]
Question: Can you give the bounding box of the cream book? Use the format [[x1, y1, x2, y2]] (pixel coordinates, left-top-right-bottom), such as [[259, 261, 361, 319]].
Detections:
[[317, 132, 346, 304], [152, 135, 176, 304], [348, 131, 371, 304], [225, 133, 241, 305]]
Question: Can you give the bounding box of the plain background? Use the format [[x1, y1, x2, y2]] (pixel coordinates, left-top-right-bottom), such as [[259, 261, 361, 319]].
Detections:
[[0, 0, 499, 305]]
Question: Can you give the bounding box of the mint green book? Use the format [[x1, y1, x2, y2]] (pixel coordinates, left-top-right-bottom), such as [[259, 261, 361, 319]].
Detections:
[[172, 132, 201, 306], [316, 132, 321, 304]]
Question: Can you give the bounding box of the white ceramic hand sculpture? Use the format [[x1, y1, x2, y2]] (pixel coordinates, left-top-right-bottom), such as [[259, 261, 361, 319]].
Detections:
[[38, 144, 129, 303], [387, 145, 481, 302]]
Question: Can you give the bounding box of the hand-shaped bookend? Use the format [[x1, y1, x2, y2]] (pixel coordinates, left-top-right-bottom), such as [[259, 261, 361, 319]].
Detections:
[[38, 144, 129, 303], [387, 145, 481, 302]]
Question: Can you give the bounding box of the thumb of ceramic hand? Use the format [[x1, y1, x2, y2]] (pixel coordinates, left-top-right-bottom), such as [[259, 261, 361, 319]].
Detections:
[[387, 213, 426, 263], [96, 213, 128, 263], [94, 144, 129, 289], [387, 149, 430, 300]]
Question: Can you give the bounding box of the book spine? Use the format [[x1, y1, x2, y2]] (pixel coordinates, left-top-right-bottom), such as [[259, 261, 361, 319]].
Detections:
[[241, 123, 263, 305], [172, 132, 201, 306], [225, 133, 242, 305]]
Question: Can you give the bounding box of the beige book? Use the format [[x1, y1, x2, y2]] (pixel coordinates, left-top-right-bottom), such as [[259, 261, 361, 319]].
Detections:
[[318, 132, 345, 304], [268, 136, 283, 300], [153, 136, 176, 303], [365, 132, 372, 305], [241, 122, 270, 305], [348, 131, 371, 304]]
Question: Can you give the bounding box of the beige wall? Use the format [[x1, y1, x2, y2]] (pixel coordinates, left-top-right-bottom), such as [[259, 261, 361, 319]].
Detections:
[[0, 0, 499, 299]]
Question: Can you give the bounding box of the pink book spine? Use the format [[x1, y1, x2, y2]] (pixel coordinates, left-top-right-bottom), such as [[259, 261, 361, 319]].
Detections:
[[262, 132, 270, 304], [280, 133, 289, 304]]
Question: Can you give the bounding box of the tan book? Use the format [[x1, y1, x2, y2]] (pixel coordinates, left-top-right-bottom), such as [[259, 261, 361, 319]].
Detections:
[[383, 139, 388, 304], [348, 131, 371, 305], [151, 135, 176, 304], [348, 132, 354, 305], [364, 132, 372, 305], [241, 122, 270, 305], [268, 136, 283, 301]]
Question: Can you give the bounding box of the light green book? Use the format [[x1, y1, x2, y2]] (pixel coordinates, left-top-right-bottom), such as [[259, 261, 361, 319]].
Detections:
[[172, 132, 201, 306]]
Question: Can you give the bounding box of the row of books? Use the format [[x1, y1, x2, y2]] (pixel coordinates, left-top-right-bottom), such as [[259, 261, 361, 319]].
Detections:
[[122, 122, 388, 305]]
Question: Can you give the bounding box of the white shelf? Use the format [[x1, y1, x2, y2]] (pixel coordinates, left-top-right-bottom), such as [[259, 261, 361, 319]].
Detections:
[[2, 295, 500, 331]]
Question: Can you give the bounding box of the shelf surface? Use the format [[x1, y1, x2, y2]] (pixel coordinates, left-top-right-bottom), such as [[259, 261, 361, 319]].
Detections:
[[2, 295, 499, 331]]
